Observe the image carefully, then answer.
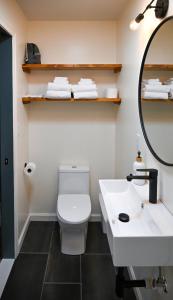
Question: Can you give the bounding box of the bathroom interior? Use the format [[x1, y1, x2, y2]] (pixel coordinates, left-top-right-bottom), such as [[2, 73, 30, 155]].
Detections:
[[1, 0, 173, 299]]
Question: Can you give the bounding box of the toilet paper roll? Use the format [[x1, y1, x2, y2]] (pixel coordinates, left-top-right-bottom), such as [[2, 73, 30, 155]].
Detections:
[[24, 162, 36, 177], [105, 87, 118, 98]]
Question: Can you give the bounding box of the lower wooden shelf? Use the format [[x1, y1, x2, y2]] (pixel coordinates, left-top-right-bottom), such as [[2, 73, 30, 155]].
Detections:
[[22, 97, 121, 104], [142, 98, 173, 103]]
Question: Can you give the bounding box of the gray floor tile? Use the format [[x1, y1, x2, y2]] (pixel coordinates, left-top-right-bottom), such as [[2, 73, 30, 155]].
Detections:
[[82, 254, 116, 300], [86, 222, 110, 254], [21, 221, 55, 253], [2, 221, 136, 300], [1, 253, 47, 300], [45, 252, 81, 283], [41, 284, 81, 300]]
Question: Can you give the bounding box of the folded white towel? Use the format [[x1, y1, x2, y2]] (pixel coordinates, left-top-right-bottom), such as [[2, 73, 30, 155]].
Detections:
[[143, 92, 168, 100], [142, 81, 161, 86], [45, 90, 71, 99], [48, 82, 71, 91], [73, 91, 98, 99], [72, 84, 97, 93], [165, 81, 173, 85], [54, 77, 69, 84], [144, 85, 170, 93], [79, 78, 94, 85], [23, 94, 43, 98], [54, 76, 68, 80], [143, 78, 160, 83]]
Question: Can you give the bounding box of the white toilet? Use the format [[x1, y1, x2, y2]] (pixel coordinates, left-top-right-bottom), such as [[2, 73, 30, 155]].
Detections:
[[57, 165, 91, 255]]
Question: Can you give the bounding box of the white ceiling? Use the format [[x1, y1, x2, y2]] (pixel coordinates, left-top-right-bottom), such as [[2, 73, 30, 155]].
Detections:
[[16, 0, 128, 21]]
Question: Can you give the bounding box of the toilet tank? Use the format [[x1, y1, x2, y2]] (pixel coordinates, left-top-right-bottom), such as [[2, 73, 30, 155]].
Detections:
[[58, 165, 89, 194]]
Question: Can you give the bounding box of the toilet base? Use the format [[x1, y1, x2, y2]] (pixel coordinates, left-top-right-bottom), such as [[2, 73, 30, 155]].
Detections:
[[59, 222, 88, 255]]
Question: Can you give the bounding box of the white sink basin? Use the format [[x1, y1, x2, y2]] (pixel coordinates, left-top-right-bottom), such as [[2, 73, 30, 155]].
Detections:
[[99, 179, 173, 267]]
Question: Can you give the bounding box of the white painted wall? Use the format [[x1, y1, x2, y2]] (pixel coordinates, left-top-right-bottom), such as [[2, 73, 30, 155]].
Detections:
[[28, 102, 117, 215], [27, 21, 117, 64], [0, 0, 29, 250], [26, 21, 118, 216], [116, 1, 173, 299]]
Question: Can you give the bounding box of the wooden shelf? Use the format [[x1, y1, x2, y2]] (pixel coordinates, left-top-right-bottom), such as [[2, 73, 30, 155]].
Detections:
[[142, 98, 173, 103], [144, 64, 173, 71], [22, 97, 121, 104], [22, 64, 122, 73]]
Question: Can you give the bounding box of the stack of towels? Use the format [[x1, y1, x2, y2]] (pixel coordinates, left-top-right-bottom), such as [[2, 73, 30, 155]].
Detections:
[[72, 78, 98, 99], [164, 78, 173, 99], [142, 78, 170, 99], [45, 77, 71, 99]]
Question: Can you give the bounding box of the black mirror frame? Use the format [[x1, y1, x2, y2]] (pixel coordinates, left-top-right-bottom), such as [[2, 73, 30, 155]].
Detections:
[[138, 16, 173, 167]]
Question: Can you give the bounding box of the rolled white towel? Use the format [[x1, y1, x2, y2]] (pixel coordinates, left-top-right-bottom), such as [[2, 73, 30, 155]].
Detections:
[[48, 82, 71, 91], [143, 92, 168, 100], [79, 78, 94, 85], [73, 91, 98, 99], [45, 90, 71, 99], [72, 84, 97, 93], [144, 85, 171, 93]]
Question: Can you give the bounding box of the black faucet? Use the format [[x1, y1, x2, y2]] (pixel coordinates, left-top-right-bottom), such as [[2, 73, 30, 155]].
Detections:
[[126, 169, 158, 204]]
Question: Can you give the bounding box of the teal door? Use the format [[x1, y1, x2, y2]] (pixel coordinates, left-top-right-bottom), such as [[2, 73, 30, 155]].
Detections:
[[0, 26, 14, 258]]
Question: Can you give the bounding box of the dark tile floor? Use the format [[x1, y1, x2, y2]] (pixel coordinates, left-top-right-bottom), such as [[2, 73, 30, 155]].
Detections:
[[1, 221, 136, 300]]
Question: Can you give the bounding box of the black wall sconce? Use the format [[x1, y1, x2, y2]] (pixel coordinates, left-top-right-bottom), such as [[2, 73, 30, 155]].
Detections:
[[130, 0, 169, 30]]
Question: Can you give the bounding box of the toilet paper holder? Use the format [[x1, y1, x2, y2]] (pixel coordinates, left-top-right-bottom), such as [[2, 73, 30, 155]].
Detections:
[[24, 162, 32, 173], [24, 162, 36, 175]]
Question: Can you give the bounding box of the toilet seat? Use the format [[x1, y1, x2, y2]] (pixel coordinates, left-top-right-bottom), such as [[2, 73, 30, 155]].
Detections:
[[57, 194, 91, 224]]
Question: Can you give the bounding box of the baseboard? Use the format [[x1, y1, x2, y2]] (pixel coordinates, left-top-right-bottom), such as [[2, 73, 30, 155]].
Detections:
[[90, 214, 102, 222], [17, 212, 102, 253], [29, 213, 57, 221], [18, 215, 30, 252], [0, 259, 14, 297], [128, 267, 143, 300], [29, 213, 101, 222]]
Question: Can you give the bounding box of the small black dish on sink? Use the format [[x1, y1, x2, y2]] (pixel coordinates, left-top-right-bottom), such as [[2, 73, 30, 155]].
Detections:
[[118, 213, 130, 223]]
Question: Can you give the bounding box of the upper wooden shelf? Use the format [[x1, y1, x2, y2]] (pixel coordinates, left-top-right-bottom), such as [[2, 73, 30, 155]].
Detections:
[[144, 64, 173, 71], [22, 97, 121, 105], [22, 64, 122, 73]]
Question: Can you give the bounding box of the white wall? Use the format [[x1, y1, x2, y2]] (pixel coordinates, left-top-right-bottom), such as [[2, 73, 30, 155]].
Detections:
[[27, 21, 117, 64], [116, 1, 173, 299], [0, 0, 29, 250], [26, 21, 118, 216]]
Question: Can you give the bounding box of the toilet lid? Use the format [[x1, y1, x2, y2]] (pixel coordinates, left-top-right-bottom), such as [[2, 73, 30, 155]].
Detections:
[[57, 194, 91, 224]]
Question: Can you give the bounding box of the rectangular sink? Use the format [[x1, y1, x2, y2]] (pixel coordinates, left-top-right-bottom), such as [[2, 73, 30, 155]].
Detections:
[[99, 179, 173, 267]]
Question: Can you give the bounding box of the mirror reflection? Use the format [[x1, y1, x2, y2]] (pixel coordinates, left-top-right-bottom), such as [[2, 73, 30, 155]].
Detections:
[[141, 19, 173, 165]]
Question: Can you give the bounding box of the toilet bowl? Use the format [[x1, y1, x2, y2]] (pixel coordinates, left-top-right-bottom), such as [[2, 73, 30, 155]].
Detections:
[[57, 165, 91, 255]]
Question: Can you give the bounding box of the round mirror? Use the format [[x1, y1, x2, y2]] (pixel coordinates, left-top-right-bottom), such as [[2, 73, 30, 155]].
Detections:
[[139, 16, 173, 166]]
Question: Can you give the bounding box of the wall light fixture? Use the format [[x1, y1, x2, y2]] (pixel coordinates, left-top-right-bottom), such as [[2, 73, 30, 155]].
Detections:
[[129, 0, 169, 31]]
